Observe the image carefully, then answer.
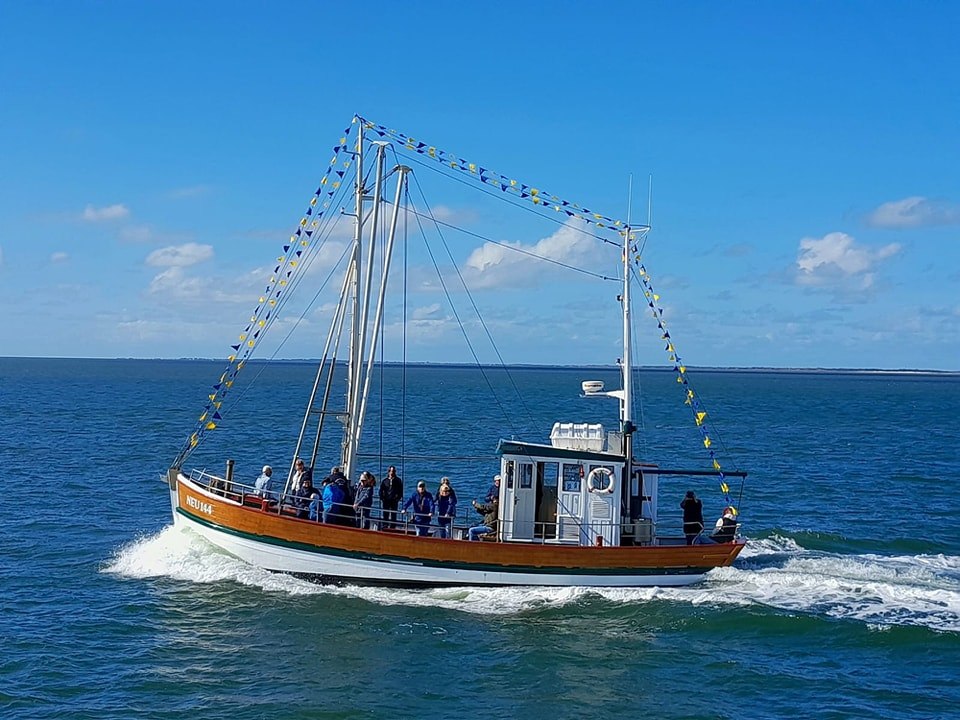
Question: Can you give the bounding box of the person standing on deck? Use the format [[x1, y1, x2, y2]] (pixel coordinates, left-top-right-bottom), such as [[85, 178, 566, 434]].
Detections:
[[322, 477, 344, 524], [291, 458, 313, 494], [379, 465, 404, 530], [402, 481, 435, 536], [254, 465, 275, 500], [435, 481, 458, 539], [435, 476, 458, 505], [680, 490, 704, 545], [354, 472, 375, 530], [326, 465, 353, 509]]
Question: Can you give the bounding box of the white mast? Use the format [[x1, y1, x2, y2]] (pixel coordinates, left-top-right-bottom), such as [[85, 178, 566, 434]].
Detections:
[[344, 140, 387, 480], [622, 223, 633, 470], [342, 120, 365, 478], [355, 165, 410, 443]]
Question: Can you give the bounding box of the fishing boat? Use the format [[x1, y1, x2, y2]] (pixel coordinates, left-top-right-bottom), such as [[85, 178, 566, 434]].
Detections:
[[164, 115, 747, 587]]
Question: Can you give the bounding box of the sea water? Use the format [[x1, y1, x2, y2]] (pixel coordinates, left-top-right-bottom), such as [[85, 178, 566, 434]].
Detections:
[[1, 358, 958, 719]]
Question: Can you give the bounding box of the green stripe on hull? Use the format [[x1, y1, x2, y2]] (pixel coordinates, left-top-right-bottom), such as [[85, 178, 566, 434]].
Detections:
[[176, 507, 708, 578]]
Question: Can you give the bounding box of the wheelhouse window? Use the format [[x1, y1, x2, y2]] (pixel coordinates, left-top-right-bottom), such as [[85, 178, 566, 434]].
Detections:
[[562, 464, 582, 492]]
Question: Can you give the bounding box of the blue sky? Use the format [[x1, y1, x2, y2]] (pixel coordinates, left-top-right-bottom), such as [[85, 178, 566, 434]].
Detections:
[[1, 1, 957, 369]]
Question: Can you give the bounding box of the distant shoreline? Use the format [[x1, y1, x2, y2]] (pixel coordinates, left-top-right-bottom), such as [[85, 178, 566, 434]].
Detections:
[[1, 356, 957, 376]]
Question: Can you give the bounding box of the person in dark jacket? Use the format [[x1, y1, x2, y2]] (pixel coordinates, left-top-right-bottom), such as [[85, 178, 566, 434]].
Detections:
[[294, 477, 321, 521], [710, 507, 739, 543], [379, 465, 404, 530], [435, 481, 458, 539], [435, 476, 458, 505], [291, 458, 313, 494], [483, 474, 501, 503], [402, 481, 435, 536], [680, 490, 704, 545], [468, 497, 498, 541], [353, 472, 375, 530]]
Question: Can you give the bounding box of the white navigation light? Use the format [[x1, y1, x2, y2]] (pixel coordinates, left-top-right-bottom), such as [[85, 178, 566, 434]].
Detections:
[[582, 380, 604, 394]]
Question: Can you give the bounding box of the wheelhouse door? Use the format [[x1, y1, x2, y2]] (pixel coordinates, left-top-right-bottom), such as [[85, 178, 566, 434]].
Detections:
[[509, 461, 536, 540]]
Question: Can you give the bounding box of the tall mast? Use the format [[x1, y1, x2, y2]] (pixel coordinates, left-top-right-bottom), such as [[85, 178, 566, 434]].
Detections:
[[622, 225, 633, 470], [344, 142, 388, 480], [343, 120, 365, 476]]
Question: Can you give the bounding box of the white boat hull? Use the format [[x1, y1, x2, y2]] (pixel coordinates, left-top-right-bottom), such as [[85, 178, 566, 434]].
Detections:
[[170, 487, 708, 588]]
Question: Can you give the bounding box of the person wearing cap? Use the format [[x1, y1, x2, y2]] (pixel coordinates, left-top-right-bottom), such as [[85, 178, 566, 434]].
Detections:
[[709, 506, 739, 543], [402, 481, 435, 536], [294, 476, 322, 521], [468, 497, 499, 541], [484, 474, 501, 503], [254, 465, 275, 500]]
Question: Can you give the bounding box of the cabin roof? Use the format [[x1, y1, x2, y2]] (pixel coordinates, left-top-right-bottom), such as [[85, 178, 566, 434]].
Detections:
[[496, 439, 626, 463]]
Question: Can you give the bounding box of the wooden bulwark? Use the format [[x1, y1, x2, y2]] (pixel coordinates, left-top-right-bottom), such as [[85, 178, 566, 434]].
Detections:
[[176, 477, 744, 574]]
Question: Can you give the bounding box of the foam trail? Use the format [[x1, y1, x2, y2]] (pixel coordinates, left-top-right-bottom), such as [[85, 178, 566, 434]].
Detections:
[[104, 527, 960, 631]]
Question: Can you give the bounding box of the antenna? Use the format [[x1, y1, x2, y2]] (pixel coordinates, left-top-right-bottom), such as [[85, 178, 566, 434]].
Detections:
[[647, 174, 653, 229], [626, 174, 634, 226]]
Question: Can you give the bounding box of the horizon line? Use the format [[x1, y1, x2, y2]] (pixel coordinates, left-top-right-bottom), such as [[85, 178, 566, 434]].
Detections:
[[0, 356, 957, 375]]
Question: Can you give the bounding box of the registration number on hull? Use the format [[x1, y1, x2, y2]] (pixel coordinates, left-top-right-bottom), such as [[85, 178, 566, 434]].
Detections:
[[186, 495, 214, 515]]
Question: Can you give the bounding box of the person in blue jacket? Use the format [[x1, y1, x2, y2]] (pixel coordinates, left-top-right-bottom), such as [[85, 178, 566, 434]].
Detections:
[[402, 481, 435, 536], [435, 481, 457, 539], [322, 478, 345, 524]]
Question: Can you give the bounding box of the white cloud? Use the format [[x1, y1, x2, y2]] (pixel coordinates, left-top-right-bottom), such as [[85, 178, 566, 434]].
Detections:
[[82, 203, 130, 222], [795, 232, 900, 289], [146, 242, 214, 268], [865, 196, 960, 229], [412, 303, 444, 320], [120, 225, 156, 243], [463, 221, 605, 289], [148, 266, 207, 299], [426, 204, 475, 224], [50, 251, 69, 263]]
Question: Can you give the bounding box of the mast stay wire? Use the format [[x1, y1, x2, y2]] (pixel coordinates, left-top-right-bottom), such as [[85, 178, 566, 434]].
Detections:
[[627, 260, 746, 488], [406, 177, 528, 438], [392, 146, 628, 249], [396, 207, 619, 283], [212, 231, 354, 424], [214, 163, 359, 408], [408, 171, 542, 431]]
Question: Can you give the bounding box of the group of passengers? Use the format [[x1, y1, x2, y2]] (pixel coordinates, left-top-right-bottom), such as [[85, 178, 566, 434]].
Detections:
[[252, 461, 501, 539]]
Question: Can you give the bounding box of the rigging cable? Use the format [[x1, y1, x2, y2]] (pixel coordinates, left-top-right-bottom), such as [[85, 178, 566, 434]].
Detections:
[[397, 206, 619, 282], [182, 179, 355, 460], [407, 179, 524, 438], [628, 258, 746, 507], [392, 145, 625, 249], [408, 171, 542, 430]]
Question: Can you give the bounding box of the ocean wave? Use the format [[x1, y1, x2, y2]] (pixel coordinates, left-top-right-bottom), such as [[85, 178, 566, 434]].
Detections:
[[103, 526, 960, 632]]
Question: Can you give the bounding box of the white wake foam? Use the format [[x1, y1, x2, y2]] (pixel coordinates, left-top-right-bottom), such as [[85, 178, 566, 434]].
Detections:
[[103, 526, 960, 631]]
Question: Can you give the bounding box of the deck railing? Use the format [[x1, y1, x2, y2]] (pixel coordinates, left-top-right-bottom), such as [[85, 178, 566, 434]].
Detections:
[[173, 469, 736, 545]]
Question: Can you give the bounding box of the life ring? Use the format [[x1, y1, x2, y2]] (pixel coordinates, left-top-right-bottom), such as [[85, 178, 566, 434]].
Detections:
[[586, 467, 615, 494]]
